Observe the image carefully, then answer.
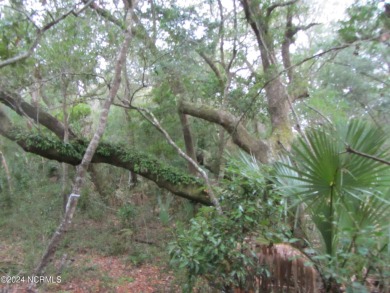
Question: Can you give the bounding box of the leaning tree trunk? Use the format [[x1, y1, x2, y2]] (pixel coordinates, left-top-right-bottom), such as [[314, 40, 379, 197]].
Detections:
[[30, 3, 136, 282]]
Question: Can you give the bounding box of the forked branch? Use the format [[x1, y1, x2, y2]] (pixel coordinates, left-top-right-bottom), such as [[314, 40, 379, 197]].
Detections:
[[266, 0, 298, 18]]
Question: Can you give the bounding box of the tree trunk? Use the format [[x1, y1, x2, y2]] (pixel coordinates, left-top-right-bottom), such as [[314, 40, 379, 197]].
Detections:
[[240, 0, 294, 148], [178, 112, 198, 175]]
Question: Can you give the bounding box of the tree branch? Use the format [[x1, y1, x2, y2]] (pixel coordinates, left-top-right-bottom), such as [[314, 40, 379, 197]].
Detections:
[[303, 102, 333, 125], [83, 0, 125, 29], [31, 3, 135, 279], [0, 91, 213, 205], [266, 0, 298, 18], [0, 90, 77, 140], [296, 23, 320, 33], [198, 51, 224, 89], [282, 5, 294, 83], [0, 108, 211, 205], [178, 100, 269, 163], [345, 146, 390, 166], [84, 0, 158, 54], [0, 150, 12, 192]]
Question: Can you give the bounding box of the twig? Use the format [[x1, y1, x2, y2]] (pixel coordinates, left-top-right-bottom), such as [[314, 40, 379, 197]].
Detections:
[[303, 102, 333, 125], [345, 146, 390, 166]]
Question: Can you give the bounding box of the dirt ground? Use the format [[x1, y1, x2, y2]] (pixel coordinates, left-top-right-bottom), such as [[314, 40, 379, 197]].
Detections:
[[0, 252, 178, 293]]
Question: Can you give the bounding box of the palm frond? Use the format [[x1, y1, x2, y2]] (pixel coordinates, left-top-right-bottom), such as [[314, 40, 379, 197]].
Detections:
[[274, 119, 390, 256]]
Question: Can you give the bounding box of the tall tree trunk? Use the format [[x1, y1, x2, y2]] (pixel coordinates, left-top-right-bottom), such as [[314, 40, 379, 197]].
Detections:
[[240, 0, 293, 148], [31, 3, 135, 280]]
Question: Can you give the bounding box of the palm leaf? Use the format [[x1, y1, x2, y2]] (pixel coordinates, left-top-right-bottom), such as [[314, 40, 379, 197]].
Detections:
[[274, 120, 390, 256]]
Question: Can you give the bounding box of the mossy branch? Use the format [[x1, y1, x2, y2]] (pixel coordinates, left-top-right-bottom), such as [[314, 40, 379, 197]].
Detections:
[[0, 123, 211, 204]]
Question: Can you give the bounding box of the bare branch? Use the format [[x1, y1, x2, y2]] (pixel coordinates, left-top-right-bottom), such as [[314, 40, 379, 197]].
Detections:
[[198, 51, 225, 88], [0, 90, 77, 140], [84, 0, 158, 54], [135, 106, 223, 214], [217, 0, 226, 67], [296, 22, 320, 33], [332, 61, 390, 86], [226, 0, 238, 71], [83, 0, 125, 29], [346, 146, 390, 166], [0, 32, 41, 69], [178, 100, 269, 163], [302, 102, 333, 125]]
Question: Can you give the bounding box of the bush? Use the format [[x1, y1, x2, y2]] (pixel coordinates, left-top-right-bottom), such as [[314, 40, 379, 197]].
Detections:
[[169, 153, 284, 291]]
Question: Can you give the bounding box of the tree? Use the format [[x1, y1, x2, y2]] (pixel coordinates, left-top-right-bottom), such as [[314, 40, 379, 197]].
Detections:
[[3, 1, 322, 178], [0, 0, 389, 291]]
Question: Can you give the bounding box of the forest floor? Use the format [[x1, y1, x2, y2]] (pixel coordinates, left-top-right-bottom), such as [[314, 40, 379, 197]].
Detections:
[[0, 244, 180, 293], [0, 242, 178, 292], [0, 209, 182, 293]]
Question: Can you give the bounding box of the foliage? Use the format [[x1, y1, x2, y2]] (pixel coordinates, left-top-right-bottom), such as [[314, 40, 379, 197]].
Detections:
[[1, 0, 389, 291], [117, 203, 138, 228], [0, 4, 34, 60], [274, 119, 390, 288], [339, 1, 389, 43], [169, 153, 284, 291]]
